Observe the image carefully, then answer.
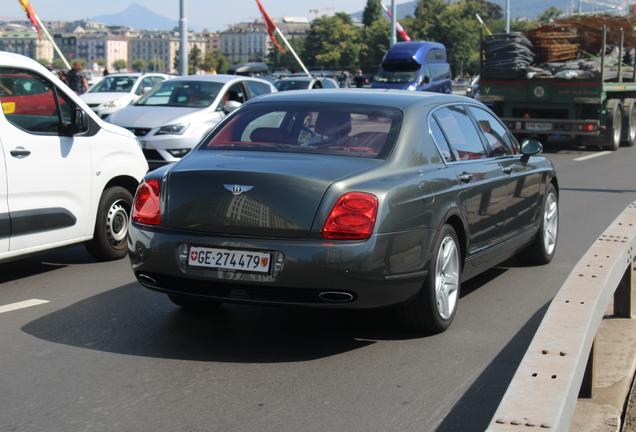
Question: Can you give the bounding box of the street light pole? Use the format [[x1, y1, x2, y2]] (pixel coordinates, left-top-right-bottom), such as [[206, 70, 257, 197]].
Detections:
[[179, 0, 188, 75]]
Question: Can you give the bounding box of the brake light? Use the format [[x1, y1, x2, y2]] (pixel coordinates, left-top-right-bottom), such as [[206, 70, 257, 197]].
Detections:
[[581, 124, 595, 132], [132, 179, 161, 225], [322, 192, 378, 240]]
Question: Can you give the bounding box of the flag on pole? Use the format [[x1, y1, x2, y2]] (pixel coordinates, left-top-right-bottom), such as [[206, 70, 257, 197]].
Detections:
[[255, 0, 286, 54], [381, 4, 411, 42], [18, 0, 42, 40]]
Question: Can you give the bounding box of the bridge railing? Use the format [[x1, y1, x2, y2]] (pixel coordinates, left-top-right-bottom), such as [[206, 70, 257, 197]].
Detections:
[[485, 202, 635, 432]]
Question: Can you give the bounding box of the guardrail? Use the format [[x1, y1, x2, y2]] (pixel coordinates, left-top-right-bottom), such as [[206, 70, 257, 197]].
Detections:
[[485, 202, 636, 432]]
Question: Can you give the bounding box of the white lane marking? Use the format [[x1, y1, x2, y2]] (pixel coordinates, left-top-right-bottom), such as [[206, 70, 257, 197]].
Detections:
[[0, 299, 49, 314], [574, 151, 611, 161]]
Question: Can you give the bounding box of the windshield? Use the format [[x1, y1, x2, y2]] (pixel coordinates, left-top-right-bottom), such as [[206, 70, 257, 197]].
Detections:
[[274, 80, 311, 91], [135, 80, 222, 107], [374, 65, 420, 84], [88, 75, 138, 93], [199, 101, 402, 159]]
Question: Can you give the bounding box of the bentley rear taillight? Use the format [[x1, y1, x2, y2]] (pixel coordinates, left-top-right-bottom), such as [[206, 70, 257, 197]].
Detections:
[[322, 192, 378, 240], [132, 179, 161, 225]]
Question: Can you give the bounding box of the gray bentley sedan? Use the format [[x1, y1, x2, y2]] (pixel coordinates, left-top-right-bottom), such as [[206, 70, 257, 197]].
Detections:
[[129, 89, 558, 333]]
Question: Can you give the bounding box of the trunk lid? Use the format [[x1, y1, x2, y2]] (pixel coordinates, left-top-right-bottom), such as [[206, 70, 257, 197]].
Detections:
[[166, 150, 383, 238]]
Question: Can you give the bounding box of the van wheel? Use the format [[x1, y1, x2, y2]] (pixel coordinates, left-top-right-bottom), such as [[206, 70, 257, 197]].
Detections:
[[85, 186, 133, 261], [399, 224, 461, 334]]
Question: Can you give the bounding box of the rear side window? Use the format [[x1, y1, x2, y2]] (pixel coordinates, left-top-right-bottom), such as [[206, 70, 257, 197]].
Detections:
[[202, 101, 402, 159], [245, 80, 271, 98], [0, 67, 72, 135], [432, 106, 485, 161]]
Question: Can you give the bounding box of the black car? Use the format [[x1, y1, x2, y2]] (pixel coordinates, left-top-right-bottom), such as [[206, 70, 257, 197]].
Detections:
[[129, 89, 558, 333]]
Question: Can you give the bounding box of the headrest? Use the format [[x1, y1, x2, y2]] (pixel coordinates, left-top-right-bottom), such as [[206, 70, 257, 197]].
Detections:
[[315, 112, 352, 136]]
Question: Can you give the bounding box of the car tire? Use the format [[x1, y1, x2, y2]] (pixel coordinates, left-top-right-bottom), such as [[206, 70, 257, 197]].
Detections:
[[168, 294, 223, 310], [85, 186, 133, 261], [399, 224, 461, 334], [516, 183, 558, 265]]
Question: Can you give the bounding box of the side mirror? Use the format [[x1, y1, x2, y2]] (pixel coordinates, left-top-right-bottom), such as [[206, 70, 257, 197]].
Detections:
[[224, 100, 242, 113], [422, 76, 430, 84], [520, 138, 543, 162], [141, 86, 152, 94], [72, 108, 90, 135]]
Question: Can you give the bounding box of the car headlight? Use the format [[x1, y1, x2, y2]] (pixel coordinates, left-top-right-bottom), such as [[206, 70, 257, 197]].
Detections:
[[102, 99, 121, 108], [155, 123, 189, 135], [407, 84, 417, 91]]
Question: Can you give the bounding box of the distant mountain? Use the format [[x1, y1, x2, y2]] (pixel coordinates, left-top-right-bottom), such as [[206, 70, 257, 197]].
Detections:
[[91, 3, 177, 31], [351, 1, 565, 22]]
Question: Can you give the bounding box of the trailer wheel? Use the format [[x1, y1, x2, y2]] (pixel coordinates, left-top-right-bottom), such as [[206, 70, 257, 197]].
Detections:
[[604, 99, 622, 151], [621, 98, 636, 147]]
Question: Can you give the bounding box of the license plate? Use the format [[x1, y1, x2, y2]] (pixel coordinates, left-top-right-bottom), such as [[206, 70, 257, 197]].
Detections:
[[525, 122, 552, 131], [188, 246, 271, 273]]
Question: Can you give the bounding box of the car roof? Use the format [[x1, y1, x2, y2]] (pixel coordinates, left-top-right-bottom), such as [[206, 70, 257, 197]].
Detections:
[[244, 88, 473, 110], [166, 74, 271, 84]]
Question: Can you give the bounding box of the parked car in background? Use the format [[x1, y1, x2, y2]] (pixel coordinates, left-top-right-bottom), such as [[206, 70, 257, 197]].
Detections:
[[107, 74, 276, 168], [0, 51, 148, 262], [81, 72, 171, 119], [465, 75, 480, 98], [128, 89, 559, 334], [273, 75, 339, 91]]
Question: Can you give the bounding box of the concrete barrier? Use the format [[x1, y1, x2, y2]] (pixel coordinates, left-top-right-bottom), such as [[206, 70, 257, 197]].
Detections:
[[485, 202, 636, 432]]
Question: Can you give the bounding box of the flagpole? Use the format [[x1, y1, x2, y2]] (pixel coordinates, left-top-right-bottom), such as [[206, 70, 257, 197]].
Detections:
[[275, 28, 309, 75], [34, 14, 71, 69]]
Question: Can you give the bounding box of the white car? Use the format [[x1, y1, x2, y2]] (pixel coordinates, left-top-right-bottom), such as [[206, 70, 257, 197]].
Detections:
[[0, 52, 148, 261], [106, 74, 277, 167], [81, 72, 171, 119]]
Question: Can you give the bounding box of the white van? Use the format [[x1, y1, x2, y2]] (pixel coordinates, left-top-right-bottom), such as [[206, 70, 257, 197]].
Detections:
[[0, 51, 148, 261]]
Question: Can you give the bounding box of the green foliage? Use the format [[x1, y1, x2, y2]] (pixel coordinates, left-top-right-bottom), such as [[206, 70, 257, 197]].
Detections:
[[360, 19, 390, 70], [94, 58, 107, 68], [537, 6, 563, 24], [132, 58, 146, 72], [36, 58, 49, 67], [303, 12, 361, 69], [147, 58, 166, 72], [362, 0, 383, 28], [112, 59, 127, 70], [52, 58, 67, 70], [469, 0, 502, 20], [266, 36, 305, 72], [202, 50, 230, 74], [189, 45, 203, 74], [488, 17, 535, 34]]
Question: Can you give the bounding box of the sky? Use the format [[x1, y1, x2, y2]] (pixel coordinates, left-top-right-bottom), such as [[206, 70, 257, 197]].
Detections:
[[2, 0, 381, 33]]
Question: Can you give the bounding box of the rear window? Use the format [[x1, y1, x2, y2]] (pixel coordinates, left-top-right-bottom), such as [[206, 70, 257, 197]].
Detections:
[[200, 101, 402, 158]]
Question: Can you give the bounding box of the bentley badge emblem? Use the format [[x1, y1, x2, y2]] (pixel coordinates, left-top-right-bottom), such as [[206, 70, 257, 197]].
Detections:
[[224, 184, 254, 196]]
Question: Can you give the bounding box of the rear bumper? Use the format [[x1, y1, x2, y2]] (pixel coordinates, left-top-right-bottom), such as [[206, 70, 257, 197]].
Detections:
[[128, 223, 435, 309]]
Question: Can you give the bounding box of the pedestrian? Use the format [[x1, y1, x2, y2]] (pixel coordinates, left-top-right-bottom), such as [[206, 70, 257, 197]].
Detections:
[[353, 70, 367, 88], [57, 70, 67, 85], [338, 71, 350, 88], [65, 61, 88, 95], [103, 69, 109, 77]]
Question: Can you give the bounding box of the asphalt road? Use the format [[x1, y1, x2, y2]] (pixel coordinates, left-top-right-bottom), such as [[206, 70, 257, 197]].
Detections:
[[2, 137, 636, 432]]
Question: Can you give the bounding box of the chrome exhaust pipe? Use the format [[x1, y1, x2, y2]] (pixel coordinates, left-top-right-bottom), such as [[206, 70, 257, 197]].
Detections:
[[318, 291, 354, 303], [137, 274, 157, 286]]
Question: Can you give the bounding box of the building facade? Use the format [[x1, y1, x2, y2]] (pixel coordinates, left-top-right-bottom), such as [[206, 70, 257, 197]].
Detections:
[[129, 33, 206, 74], [0, 31, 54, 62]]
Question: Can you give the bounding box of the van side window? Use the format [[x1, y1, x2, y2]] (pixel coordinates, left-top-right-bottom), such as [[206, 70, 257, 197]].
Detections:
[[0, 67, 72, 135], [431, 64, 451, 81], [425, 50, 446, 61]]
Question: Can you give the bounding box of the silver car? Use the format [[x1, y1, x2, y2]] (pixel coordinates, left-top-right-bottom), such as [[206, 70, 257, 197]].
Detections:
[[107, 75, 277, 167]]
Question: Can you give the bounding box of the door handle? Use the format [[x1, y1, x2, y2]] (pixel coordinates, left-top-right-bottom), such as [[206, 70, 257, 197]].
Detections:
[[10, 147, 31, 158], [458, 173, 473, 183], [502, 166, 513, 174]]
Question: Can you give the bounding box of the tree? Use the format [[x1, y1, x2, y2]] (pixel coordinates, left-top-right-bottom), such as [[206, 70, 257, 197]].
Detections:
[[147, 58, 166, 72], [469, 0, 503, 20], [362, 0, 383, 28], [132, 58, 146, 72], [303, 13, 362, 70], [537, 6, 563, 24], [36, 58, 49, 67], [202, 50, 230, 74], [94, 58, 107, 68], [53, 58, 67, 70], [488, 17, 535, 34], [112, 59, 127, 71], [266, 35, 305, 72], [360, 19, 390, 70], [188, 45, 203, 74]]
